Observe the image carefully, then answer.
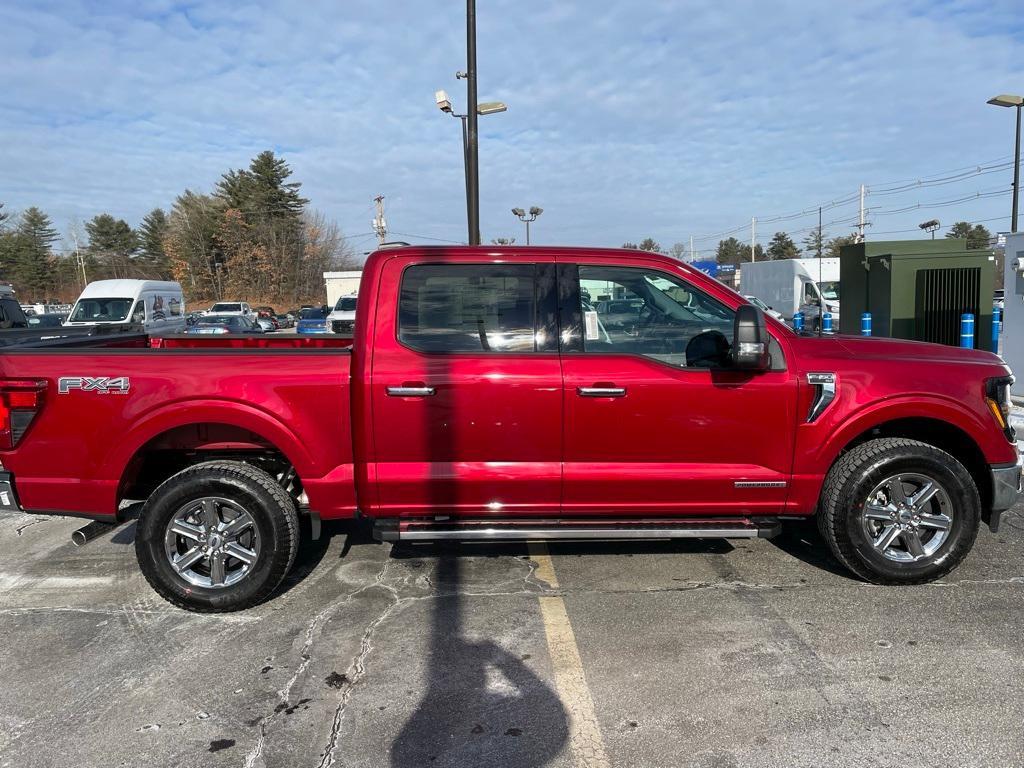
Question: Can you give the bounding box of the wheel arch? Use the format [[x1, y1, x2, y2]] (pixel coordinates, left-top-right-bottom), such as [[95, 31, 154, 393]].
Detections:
[[823, 408, 992, 512], [110, 401, 315, 505]]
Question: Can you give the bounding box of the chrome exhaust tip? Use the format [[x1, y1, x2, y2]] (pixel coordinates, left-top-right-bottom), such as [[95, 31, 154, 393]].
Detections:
[[71, 521, 115, 547]]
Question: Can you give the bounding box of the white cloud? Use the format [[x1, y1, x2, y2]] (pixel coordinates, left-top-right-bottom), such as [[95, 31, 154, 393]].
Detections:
[[0, 0, 1021, 251]]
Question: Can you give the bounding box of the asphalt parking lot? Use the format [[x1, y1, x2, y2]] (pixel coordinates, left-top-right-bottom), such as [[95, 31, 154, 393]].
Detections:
[[0, 502, 1022, 768]]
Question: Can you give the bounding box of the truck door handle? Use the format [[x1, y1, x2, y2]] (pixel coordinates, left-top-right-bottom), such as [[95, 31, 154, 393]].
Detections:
[[386, 385, 436, 397], [577, 386, 626, 397]]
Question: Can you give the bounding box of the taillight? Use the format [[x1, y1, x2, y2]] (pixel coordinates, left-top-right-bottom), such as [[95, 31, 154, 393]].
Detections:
[[0, 380, 47, 450]]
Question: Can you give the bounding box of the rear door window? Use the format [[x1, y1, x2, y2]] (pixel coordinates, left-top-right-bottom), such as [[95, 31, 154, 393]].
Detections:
[[398, 264, 544, 353]]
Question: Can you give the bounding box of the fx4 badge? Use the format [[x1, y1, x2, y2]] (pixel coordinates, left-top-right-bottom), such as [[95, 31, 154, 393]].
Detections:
[[58, 376, 131, 395]]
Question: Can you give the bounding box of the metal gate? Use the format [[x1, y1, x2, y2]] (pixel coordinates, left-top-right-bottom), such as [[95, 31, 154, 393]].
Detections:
[[914, 267, 981, 347]]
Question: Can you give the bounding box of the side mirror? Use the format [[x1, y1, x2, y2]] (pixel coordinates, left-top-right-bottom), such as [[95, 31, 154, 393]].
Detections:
[[732, 305, 771, 371]]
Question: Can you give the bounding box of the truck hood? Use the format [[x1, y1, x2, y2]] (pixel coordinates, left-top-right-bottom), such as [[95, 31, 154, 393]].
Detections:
[[834, 335, 1003, 366]]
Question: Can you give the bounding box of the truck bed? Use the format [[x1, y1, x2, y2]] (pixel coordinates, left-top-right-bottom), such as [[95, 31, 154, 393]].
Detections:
[[0, 335, 355, 519]]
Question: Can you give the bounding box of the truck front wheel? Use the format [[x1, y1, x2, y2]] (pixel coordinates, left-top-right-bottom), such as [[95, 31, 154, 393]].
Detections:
[[818, 438, 980, 584], [135, 461, 299, 612]]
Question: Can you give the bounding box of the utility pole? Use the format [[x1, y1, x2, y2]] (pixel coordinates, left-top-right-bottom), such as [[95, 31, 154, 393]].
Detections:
[[856, 184, 867, 243], [751, 217, 757, 261], [689, 235, 696, 262], [372, 195, 387, 246], [465, 0, 480, 245]]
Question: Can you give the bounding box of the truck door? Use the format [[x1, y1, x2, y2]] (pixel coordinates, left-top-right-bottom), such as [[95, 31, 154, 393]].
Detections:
[[559, 259, 797, 517], [369, 256, 562, 518]]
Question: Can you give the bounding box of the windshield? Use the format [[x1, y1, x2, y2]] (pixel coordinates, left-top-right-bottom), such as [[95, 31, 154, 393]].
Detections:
[[819, 281, 839, 301], [210, 303, 242, 312], [334, 297, 357, 312], [70, 298, 132, 322], [745, 296, 769, 311]]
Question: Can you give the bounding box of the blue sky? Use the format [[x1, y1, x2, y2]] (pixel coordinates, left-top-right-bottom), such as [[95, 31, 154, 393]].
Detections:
[[1, 0, 1023, 255]]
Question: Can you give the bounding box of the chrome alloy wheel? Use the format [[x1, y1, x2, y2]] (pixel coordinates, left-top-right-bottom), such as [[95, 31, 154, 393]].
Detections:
[[861, 473, 953, 563], [163, 497, 261, 588]]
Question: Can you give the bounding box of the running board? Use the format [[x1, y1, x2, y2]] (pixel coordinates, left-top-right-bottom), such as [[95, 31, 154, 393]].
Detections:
[[373, 518, 781, 543]]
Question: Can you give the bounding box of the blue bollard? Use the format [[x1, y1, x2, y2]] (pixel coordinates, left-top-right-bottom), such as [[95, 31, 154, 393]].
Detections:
[[860, 312, 872, 336], [822, 312, 833, 334], [960, 313, 975, 349], [993, 306, 1001, 350], [793, 311, 804, 332]]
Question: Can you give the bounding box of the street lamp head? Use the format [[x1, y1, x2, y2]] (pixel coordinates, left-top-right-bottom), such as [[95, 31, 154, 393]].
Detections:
[[529, 206, 543, 216], [435, 89, 453, 113], [477, 101, 507, 115], [511, 208, 525, 217], [987, 94, 1024, 108]]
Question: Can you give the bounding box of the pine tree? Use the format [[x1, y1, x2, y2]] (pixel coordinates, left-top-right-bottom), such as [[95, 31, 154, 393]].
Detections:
[[739, 243, 765, 261], [139, 208, 171, 277], [945, 221, 992, 250], [825, 233, 858, 259], [86, 214, 139, 279], [802, 226, 825, 258], [715, 237, 745, 265], [18, 207, 58, 248], [638, 237, 662, 253], [216, 150, 308, 224], [11, 208, 58, 297], [766, 231, 799, 260]]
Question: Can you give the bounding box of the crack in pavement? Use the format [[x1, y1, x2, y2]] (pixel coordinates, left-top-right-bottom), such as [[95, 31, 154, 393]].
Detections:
[[316, 557, 402, 768], [243, 557, 405, 768], [14, 517, 49, 536]]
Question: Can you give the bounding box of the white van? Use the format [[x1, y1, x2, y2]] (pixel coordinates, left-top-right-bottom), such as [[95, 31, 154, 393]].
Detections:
[[66, 280, 186, 334]]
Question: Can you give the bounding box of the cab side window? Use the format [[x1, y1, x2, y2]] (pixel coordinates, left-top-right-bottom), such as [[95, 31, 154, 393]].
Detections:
[[575, 265, 735, 368], [399, 264, 550, 353], [131, 300, 146, 324]]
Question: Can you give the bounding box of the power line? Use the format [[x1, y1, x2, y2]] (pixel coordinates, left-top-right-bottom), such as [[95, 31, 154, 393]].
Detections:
[[690, 153, 1018, 249], [870, 214, 1008, 237], [867, 187, 1011, 217], [389, 231, 466, 244], [866, 155, 1014, 188], [868, 161, 1014, 195]]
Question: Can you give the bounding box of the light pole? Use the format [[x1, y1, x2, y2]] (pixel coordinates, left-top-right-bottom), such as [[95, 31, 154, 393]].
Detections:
[[436, 91, 506, 244], [988, 93, 1023, 233], [512, 207, 543, 245], [919, 219, 941, 239]]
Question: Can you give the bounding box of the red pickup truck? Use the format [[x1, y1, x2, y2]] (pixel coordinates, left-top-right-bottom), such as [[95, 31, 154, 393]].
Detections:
[[0, 246, 1019, 611]]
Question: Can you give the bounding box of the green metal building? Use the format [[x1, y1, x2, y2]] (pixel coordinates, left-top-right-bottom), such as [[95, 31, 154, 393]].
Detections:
[[838, 239, 996, 351]]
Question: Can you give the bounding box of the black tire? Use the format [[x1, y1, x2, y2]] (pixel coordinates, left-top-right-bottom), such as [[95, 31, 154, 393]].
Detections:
[[135, 460, 299, 612], [817, 438, 980, 584]]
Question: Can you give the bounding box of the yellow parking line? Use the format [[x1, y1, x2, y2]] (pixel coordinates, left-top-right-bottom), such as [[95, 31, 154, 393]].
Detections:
[[529, 543, 610, 768]]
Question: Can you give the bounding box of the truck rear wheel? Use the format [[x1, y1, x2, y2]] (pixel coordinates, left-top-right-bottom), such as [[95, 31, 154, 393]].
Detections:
[[135, 461, 299, 612], [818, 438, 980, 584]]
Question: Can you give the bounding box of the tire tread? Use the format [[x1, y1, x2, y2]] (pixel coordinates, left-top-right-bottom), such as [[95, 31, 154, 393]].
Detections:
[[136, 460, 299, 612], [817, 437, 979, 585]]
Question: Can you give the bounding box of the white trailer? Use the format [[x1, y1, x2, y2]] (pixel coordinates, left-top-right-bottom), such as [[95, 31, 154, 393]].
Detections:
[[740, 258, 840, 327], [1003, 233, 1024, 400], [323, 271, 362, 308]]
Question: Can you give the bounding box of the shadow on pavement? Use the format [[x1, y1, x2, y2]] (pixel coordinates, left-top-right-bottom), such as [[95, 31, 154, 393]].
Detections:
[[390, 551, 569, 767], [767, 518, 856, 579]]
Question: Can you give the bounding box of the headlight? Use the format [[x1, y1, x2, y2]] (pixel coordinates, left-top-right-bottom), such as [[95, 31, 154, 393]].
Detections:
[[985, 376, 1015, 442]]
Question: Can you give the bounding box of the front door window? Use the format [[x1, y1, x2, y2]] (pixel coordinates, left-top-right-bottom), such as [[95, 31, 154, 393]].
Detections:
[[576, 265, 735, 368]]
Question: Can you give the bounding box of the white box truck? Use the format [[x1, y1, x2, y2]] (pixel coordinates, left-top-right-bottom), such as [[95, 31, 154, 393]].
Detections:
[[740, 258, 840, 328]]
